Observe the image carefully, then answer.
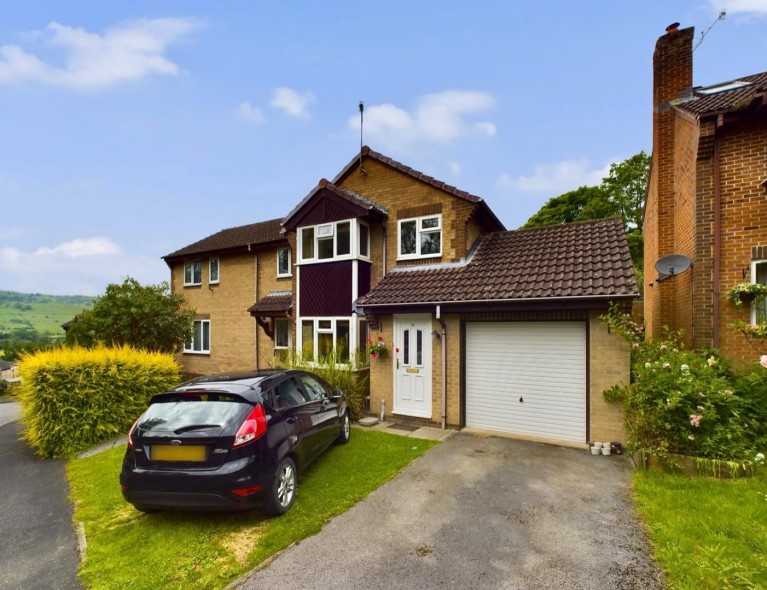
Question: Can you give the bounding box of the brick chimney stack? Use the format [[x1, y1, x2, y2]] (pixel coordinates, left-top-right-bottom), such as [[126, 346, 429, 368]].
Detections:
[[653, 24, 694, 113]]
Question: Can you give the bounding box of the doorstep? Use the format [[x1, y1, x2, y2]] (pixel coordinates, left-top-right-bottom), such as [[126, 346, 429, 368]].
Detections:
[[354, 419, 455, 442]]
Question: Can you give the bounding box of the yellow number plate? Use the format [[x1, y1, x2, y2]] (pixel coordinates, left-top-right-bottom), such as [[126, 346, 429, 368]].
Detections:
[[151, 445, 206, 462]]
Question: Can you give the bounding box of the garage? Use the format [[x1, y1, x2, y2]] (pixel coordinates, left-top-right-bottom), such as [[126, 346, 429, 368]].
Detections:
[[465, 321, 587, 444]]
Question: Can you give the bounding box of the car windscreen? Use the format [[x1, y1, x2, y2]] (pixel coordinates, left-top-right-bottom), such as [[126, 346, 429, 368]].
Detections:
[[139, 392, 251, 433]]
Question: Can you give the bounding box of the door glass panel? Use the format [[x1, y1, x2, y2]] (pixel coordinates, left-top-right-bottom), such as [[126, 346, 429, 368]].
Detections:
[[299, 375, 329, 401], [416, 329, 423, 366], [274, 378, 308, 408], [403, 329, 410, 366]]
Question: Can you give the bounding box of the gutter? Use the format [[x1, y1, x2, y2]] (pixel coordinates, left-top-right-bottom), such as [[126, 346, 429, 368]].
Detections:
[[359, 293, 640, 309]]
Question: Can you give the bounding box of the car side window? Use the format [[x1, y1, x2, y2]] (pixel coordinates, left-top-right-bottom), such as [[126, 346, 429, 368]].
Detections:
[[273, 378, 309, 409], [299, 374, 330, 401]]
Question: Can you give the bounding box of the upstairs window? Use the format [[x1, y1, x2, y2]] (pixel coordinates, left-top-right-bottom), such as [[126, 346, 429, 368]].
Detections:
[[277, 248, 291, 277], [298, 220, 360, 263], [184, 261, 202, 286], [398, 214, 442, 260], [359, 223, 370, 258], [209, 258, 219, 284]]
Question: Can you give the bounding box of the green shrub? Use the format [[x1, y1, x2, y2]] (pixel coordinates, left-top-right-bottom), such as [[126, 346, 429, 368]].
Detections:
[[18, 345, 180, 458], [277, 349, 369, 421]]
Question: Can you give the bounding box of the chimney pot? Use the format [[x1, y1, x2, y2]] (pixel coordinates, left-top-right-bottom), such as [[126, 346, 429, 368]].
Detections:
[[666, 22, 680, 33]]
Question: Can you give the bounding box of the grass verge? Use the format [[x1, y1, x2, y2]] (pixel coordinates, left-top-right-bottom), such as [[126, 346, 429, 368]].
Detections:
[[633, 469, 767, 589], [67, 428, 437, 590]]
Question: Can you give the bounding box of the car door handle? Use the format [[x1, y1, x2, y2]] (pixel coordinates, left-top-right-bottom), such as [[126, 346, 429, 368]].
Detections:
[[286, 416, 297, 424]]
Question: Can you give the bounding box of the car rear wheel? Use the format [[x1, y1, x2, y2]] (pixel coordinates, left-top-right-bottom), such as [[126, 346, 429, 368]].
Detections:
[[336, 411, 351, 445], [264, 457, 296, 516]]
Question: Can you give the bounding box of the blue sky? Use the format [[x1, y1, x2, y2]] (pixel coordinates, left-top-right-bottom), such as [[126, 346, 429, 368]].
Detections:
[[1, 0, 766, 296]]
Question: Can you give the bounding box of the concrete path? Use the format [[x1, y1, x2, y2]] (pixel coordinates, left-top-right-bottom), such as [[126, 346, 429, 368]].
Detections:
[[233, 432, 663, 590], [0, 401, 82, 590]]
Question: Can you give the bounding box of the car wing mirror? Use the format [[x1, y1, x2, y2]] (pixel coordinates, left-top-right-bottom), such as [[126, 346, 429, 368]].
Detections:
[[331, 389, 344, 400]]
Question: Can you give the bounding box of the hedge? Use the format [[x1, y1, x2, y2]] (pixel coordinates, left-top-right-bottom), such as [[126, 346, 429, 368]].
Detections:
[[17, 345, 180, 458]]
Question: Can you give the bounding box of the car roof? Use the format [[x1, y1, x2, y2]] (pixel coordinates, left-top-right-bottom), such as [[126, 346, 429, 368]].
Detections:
[[166, 368, 309, 401]]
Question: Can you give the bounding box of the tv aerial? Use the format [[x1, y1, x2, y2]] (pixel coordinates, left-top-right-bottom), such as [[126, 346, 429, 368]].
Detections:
[[654, 254, 692, 282]]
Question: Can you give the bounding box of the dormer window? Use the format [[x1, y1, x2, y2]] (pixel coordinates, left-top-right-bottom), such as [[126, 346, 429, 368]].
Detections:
[[398, 214, 442, 260]]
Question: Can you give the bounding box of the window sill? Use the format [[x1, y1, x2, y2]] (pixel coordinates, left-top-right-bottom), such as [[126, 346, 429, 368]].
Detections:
[[395, 255, 442, 262], [183, 283, 202, 288], [276, 274, 292, 279], [183, 351, 210, 356]]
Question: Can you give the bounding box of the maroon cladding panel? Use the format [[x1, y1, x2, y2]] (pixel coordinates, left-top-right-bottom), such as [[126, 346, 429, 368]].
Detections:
[[297, 191, 361, 227], [300, 261, 353, 316], [358, 261, 371, 298]]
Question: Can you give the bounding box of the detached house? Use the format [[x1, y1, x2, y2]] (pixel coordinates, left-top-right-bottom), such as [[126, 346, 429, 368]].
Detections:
[[644, 24, 767, 364], [165, 147, 637, 446]]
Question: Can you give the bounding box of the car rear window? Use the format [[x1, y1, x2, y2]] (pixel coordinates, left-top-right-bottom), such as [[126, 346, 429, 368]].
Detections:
[[139, 392, 250, 433]]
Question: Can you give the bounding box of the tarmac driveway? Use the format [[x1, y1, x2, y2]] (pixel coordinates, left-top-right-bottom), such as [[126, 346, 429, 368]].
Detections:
[[234, 432, 663, 590]]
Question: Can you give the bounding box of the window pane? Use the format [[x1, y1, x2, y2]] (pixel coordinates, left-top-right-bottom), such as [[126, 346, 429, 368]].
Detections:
[[336, 320, 350, 361], [184, 263, 192, 284], [318, 320, 332, 330], [193, 321, 202, 351], [193, 262, 202, 284], [416, 329, 423, 366], [756, 262, 767, 323], [420, 231, 441, 255], [300, 375, 328, 401], [275, 318, 289, 347], [421, 217, 439, 229], [302, 321, 314, 358], [277, 249, 290, 275], [302, 228, 315, 259], [359, 224, 369, 257], [202, 321, 210, 351], [318, 332, 334, 358], [400, 221, 416, 255], [275, 378, 307, 408], [318, 236, 334, 259], [209, 259, 219, 282], [337, 222, 351, 256], [403, 329, 410, 366]]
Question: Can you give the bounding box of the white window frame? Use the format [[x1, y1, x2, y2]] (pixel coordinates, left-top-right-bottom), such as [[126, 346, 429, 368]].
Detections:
[[298, 219, 361, 264], [751, 259, 767, 324], [184, 319, 210, 354], [397, 214, 442, 260], [209, 258, 219, 285], [183, 261, 202, 286], [277, 247, 292, 278], [297, 317, 353, 362], [274, 317, 291, 349]]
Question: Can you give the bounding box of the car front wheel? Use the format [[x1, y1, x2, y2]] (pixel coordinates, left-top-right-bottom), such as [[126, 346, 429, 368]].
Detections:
[[264, 457, 297, 516], [336, 411, 351, 445]]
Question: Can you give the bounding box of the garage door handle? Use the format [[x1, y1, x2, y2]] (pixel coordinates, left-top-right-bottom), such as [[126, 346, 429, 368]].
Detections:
[[519, 396, 524, 403]]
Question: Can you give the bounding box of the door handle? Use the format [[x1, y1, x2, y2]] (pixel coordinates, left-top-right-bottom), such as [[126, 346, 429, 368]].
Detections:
[[397, 358, 400, 369]]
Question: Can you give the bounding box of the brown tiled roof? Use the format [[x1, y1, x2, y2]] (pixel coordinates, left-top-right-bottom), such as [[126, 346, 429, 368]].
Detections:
[[333, 146, 506, 232], [282, 179, 387, 230], [164, 218, 285, 260], [247, 291, 292, 316], [357, 218, 638, 307], [676, 71, 767, 116]]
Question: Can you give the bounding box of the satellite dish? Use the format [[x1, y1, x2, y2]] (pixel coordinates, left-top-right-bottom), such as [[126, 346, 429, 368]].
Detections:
[[655, 254, 692, 280], [352, 297, 365, 316]]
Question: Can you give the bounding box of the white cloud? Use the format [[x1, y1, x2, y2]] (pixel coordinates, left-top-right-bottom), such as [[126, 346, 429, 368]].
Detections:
[[0, 237, 168, 295], [0, 17, 203, 89], [350, 90, 497, 148], [270, 87, 315, 118], [711, 0, 767, 16], [449, 162, 462, 176], [497, 159, 612, 195], [234, 102, 265, 124]]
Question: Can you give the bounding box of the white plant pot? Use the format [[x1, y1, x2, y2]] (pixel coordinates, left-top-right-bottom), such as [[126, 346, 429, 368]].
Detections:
[[590, 446, 601, 455], [601, 447, 611, 456]]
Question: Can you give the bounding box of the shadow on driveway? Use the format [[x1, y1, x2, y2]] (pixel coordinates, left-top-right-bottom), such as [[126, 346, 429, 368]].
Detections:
[[0, 417, 81, 590], [233, 432, 664, 590]]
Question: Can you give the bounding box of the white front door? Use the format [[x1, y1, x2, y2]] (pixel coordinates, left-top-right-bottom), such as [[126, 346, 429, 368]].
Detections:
[[393, 315, 432, 418]]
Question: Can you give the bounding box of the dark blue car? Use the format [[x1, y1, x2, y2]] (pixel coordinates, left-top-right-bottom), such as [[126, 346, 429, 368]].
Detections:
[[120, 369, 350, 515]]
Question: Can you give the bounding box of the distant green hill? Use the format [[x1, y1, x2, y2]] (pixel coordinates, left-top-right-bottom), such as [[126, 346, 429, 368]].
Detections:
[[0, 291, 94, 338]]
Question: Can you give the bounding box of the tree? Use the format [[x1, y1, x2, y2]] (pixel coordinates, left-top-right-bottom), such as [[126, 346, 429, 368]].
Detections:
[[65, 278, 196, 353], [523, 151, 650, 272]]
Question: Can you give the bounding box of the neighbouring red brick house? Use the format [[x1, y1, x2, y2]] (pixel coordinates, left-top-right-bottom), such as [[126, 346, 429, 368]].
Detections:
[[644, 23, 767, 365]]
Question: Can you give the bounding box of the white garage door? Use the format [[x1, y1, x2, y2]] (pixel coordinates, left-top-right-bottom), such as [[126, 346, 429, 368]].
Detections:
[[465, 322, 586, 444]]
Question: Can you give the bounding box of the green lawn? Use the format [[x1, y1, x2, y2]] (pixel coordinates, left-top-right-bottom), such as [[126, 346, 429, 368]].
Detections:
[[67, 429, 437, 590], [633, 469, 767, 589]]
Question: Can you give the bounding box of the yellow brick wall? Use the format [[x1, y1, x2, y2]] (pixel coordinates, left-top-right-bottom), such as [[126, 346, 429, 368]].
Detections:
[[255, 244, 294, 370], [588, 311, 628, 444]]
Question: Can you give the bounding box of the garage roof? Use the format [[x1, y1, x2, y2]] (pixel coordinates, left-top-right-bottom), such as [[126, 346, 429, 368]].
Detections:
[[357, 217, 638, 307]]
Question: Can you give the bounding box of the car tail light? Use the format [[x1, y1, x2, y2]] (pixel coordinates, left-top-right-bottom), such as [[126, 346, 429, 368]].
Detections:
[[233, 404, 267, 448], [127, 415, 142, 449]]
